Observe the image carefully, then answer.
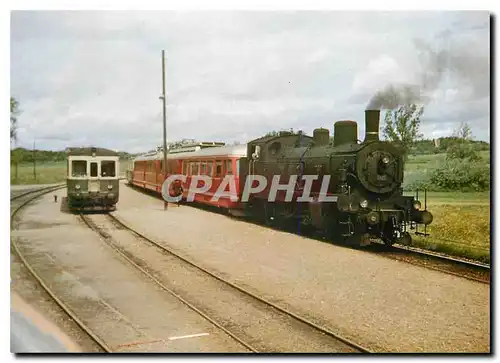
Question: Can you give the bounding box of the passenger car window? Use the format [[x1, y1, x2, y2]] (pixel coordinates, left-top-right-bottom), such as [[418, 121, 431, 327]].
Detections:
[[192, 162, 199, 175], [200, 162, 206, 175], [90, 162, 98, 177], [207, 161, 213, 177], [72, 160, 87, 177], [215, 161, 222, 177], [101, 160, 116, 177], [226, 160, 233, 175]]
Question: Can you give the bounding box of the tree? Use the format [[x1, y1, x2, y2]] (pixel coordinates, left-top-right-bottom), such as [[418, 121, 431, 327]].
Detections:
[[10, 97, 20, 144], [382, 104, 424, 158], [447, 121, 480, 161], [453, 122, 473, 141]]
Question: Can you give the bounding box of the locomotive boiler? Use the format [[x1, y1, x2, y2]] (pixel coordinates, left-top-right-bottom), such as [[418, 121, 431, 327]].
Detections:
[[240, 110, 433, 246]]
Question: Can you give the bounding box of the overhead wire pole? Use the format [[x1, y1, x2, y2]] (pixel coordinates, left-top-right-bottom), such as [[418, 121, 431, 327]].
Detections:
[[33, 138, 36, 182], [161, 49, 168, 210]]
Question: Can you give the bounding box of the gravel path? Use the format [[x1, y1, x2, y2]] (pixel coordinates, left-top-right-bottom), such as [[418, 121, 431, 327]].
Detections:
[[114, 183, 490, 353], [11, 190, 248, 353]]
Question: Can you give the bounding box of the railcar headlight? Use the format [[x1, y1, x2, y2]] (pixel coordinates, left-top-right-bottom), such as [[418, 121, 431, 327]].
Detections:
[[360, 199, 369, 208], [382, 156, 390, 164], [75, 184, 81, 190], [413, 200, 422, 210], [108, 184, 113, 190]]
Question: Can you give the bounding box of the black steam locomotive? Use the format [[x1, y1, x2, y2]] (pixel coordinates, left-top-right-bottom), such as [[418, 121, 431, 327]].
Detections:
[[240, 110, 433, 246]]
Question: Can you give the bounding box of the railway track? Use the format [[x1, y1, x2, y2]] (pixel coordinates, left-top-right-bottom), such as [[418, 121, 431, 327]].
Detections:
[[81, 212, 372, 353], [10, 183, 66, 202], [10, 185, 112, 353], [363, 242, 490, 284]]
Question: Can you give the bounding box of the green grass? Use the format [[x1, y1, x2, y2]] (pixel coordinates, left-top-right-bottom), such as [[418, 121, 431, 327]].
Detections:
[[10, 161, 66, 185], [11, 159, 132, 185], [410, 203, 490, 264], [402, 152, 491, 262], [403, 191, 490, 204]]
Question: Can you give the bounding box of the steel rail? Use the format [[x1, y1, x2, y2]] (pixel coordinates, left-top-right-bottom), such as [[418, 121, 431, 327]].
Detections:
[[390, 243, 490, 284], [10, 186, 112, 353], [393, 243, 490, 269], [10, 183, 66, 201], [106, 212, 371, 353], [80, 214, 258, 353]]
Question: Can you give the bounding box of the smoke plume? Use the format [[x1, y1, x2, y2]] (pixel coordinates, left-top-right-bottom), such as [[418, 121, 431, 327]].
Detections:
[[366, 32, 490, 110]]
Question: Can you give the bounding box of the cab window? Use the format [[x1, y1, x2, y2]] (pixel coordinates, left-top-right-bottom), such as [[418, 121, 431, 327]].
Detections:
[[72, 160, 87, 177], [90, 162, 98, 177], [101, 160, 116, 177]]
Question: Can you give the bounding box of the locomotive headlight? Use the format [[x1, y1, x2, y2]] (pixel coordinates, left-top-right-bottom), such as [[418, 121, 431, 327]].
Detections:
[[413, 200, 422, 210], [360, 199, 369, 208], [107, 184, 113, 190], [382, 156, 390, 164], [75, 184, 81, 190], [366, 211, 380, 225]]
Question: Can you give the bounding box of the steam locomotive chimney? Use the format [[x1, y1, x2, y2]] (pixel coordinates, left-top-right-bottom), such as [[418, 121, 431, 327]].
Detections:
[[364, 110, 380, 143]]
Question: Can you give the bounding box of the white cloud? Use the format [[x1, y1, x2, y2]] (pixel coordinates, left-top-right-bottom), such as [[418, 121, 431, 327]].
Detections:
[[10, 11, 490, 152]]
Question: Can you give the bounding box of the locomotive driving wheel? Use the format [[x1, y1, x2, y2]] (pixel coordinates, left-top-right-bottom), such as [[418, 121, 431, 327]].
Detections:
[[397, 232, 412, 246], [346, 232, 372, 247]]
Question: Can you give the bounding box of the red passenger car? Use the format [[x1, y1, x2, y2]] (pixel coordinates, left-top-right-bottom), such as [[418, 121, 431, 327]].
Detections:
[[127, 143, 247, 214]]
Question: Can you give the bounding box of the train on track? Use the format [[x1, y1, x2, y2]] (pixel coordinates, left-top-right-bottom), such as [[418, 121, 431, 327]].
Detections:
[[66, 147, 120, 212], [126, 110, 433, 246]]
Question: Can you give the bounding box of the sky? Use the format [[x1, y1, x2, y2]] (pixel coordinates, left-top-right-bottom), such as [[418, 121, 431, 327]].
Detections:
[[10, 10, 491, 153]]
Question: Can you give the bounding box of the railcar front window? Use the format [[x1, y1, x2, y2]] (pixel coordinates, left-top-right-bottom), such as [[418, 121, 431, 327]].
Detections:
[[101, 160, 116, 177], [90, 162, 98, 177], [72, 160, 87, 177]]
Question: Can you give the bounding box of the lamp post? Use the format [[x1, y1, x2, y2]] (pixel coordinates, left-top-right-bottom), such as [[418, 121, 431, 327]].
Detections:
[[160, 50, 168, 210]]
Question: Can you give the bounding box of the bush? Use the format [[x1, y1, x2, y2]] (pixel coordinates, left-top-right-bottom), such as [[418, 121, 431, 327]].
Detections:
[[406, 159, 490, 192], [446, 142, 481, 161]]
